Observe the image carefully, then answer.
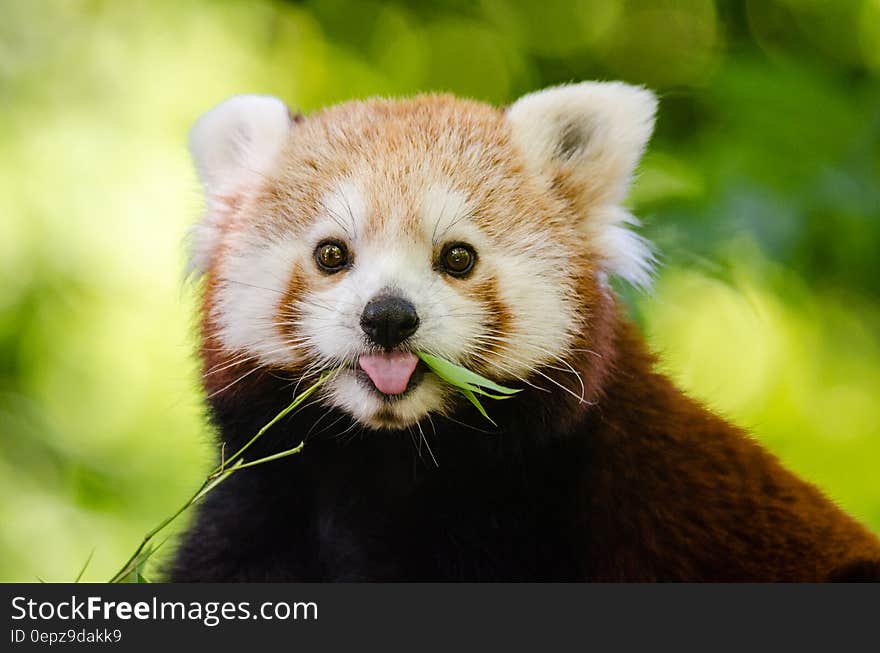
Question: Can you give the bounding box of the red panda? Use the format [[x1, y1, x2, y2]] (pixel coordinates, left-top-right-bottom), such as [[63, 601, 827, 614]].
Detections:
[[171, 83, 880, 581]]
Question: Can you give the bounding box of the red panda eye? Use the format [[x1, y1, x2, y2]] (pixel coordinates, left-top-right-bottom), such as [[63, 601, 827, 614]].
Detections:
[[315, 240, 348, 272], [440, 243, 476, 277]]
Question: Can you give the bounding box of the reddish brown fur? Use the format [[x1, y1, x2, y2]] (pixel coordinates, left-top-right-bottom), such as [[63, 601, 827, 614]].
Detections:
[[516, 275, 880, 580], [466, 274, 514, 361], [278, 263, 306, 343], [586, 321, 880, 580]]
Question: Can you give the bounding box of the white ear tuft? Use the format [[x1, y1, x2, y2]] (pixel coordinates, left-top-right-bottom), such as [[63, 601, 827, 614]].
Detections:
[[592, 208, 656, 289], [189, 94, 292, 192], [506, 81, 658, 286]]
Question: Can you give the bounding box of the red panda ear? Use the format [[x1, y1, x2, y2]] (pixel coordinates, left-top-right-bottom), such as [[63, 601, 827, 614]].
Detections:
[[189, 95, 292, 192], [506, 82, 656, 206], [187, 95, 293, 275], [506, 82, 658, 287]]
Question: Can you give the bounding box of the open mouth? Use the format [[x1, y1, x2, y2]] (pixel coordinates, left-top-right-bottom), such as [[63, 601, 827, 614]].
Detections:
[[356, 351, 426, 399]]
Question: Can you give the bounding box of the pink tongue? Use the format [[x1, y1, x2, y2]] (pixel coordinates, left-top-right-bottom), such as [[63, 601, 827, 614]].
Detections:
[[358, 352, 419, 395]]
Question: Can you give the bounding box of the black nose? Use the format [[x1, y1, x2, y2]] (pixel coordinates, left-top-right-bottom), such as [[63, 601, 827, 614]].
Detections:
[[360, 295, 420, 349]]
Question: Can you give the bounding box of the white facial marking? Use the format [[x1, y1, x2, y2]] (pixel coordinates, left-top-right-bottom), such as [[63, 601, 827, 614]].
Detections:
[[421, 184, 474, 245], [318, 178, 367, 240], [213, 236, 305, 367]]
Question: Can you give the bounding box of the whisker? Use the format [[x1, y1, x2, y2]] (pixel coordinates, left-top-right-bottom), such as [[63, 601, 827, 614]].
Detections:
[[473, 347, 588, 405], [461, 345, 550, 394], [471, 335, 586, 401], [416, 420, 438, 468], [206, 365, 263, 399], [218, 277, 285, 295], [435, 412, 496, 435], [310, 411, 350, 440]]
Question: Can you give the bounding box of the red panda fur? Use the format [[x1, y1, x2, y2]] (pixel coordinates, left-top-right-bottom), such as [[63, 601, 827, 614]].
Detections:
[[171, 89, 880, 582]]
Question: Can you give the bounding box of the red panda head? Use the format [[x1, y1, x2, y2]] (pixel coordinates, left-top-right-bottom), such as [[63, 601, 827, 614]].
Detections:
[[189, 83, 656, 430]]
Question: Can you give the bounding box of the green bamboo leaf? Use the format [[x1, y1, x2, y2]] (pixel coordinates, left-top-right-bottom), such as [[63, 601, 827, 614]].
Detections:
[[461, 388, 497, 427], [417, 352, 520, 425], [121, 544, 155, 584], [417, 352, 520, 395], [466, 386, 518, 400], [193, 461, 242, 503], [74, 548, 95, 583]]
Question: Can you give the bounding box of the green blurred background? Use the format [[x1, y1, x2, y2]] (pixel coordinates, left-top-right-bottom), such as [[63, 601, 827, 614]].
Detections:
[[1, 0, 878, 582]]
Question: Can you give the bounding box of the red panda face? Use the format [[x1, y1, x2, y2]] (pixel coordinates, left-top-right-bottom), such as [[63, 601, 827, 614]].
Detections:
[[189, 85, 656, 429]]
